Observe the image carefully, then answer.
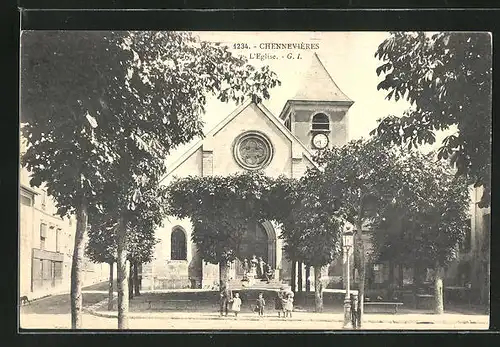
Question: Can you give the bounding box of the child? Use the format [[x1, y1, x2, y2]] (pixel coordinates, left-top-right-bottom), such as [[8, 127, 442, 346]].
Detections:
[[283, 292, 294, 318], [255, 292, 266, 317], [275, 290, 284, 318], [231, 292, 242, 317]]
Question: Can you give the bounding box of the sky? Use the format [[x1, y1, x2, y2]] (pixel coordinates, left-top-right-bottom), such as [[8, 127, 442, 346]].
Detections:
[[166, 31, 446, 165]]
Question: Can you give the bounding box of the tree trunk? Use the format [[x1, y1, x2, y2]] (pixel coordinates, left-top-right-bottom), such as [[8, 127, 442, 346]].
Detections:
[[116, 216, 129, 329], [388, 262, 395, 299], [108, 261, 114, 311], [219, 261, 229, 291], [305, 266, 311, 292], [133, 261, 140, 296], [434, 263, 444, 314], [128, 260, 134, 300], [354, 222, 366, 327], [297, 262, 303, 292], [291, 261, 296, 292], [314, 265, 323, 312], [70, 196, 88, 329], [398, 264, 404, 288]]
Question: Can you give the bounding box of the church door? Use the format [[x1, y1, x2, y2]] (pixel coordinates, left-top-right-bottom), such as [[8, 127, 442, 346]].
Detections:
[[236, 222, 269, 276]]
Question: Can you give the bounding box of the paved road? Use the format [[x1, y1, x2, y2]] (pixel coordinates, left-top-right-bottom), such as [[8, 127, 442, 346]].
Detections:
[[20, 313, 488, 330]]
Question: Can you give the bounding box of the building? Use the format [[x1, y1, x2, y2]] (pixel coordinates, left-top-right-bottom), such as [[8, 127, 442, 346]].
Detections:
[[140, 52, 490, 305], [142, 53, 353, 290], [19, 141, 108, 300]]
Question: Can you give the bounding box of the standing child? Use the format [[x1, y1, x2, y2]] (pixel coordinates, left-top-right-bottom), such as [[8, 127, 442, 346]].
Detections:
[[231, 292, 242, 317], [255, 292, 266, 317], [275, 290, 284, 318], [284, 292, 294, 318]]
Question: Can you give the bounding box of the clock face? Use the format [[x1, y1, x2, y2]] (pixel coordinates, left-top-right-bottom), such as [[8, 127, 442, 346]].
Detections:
[[313, 133, 329, 149]]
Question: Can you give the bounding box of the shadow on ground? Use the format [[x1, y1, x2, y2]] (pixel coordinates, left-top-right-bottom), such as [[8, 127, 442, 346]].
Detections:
[[82, 280, 117, 292], [20, 292, 108, 315], [97, 289, 488, 316]]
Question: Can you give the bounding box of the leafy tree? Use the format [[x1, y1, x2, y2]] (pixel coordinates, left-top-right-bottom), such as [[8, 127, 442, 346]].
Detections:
[[21, 31, 127, 329], [86, 218, 117, 311], [100, 31, 280, 329], [372, 150, 470, 314], [21, 30, 280, 329], [166, 171, 274, 291], [315, 138, 402, 327], [86, 210, 159, 309], [372, 32, 492, 207], [274, 171, 343, 312]]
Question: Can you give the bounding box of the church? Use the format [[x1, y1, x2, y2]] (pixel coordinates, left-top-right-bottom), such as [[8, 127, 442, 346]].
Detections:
[[140, 53, 353, 290], [139, 52, 490, 308]]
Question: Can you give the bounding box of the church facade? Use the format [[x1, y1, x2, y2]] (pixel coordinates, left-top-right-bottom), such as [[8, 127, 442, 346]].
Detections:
[[141, 53, 353, 290]]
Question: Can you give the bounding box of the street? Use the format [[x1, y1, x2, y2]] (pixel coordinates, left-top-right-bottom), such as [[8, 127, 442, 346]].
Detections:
[[18, 289, 489, 331], [20, 313, 488, 331]]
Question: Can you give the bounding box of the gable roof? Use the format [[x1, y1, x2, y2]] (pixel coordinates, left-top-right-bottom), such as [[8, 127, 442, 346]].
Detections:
[[160, 100, 318, 182], [292, 52, 352, 103]]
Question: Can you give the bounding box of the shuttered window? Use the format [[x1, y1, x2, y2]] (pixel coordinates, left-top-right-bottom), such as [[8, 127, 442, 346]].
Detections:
[[312, 113, 330, 131]]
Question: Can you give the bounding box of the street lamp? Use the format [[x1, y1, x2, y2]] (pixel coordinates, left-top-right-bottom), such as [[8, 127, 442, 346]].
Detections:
[[343, 224, 354, 329]]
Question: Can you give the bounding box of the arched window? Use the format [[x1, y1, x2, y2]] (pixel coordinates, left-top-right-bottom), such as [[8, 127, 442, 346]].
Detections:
[[171, 228, 187, 260], [312, 113, 330, 131]]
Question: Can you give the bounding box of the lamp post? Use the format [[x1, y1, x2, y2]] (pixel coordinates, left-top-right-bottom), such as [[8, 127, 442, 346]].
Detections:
[[343, 224, 354, 329]]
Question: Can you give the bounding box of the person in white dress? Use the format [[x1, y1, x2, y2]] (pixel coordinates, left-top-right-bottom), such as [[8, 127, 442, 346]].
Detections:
[[231, 292, 242, 317]]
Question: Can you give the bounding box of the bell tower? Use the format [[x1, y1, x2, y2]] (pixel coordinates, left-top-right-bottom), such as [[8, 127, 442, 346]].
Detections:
[[279, 53, 354, 151]]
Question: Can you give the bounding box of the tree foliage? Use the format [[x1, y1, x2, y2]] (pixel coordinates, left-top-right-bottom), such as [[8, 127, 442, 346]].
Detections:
[[372, 150, 470, 269], [166, 171, 274, 264], [273, 171, 343, 268], [313, 138, 403, 324], [21, 30, 281, 328], [372, 32, 492, 207], [86, 214, 160, 266], [315, 138, 402, 228]]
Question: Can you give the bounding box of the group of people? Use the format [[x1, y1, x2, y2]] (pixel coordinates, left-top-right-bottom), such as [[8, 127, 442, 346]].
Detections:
[[219, 286, 294, 318], [242, 255, 274, 283]]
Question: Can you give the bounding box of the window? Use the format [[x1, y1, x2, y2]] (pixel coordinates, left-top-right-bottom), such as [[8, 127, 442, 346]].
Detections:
[[56, 228, 61, 252], [40, 223, 47, 250], [312, 113, 330, 131], [171, 228, 187, 260], [54, 261, 63, 280], [21, 195, 32, 206]]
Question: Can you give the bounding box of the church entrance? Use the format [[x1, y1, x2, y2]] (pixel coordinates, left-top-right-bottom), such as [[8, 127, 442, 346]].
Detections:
[[234, 221, 276, 278]]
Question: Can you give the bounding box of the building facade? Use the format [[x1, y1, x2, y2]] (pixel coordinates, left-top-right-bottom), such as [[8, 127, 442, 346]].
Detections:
[[142, 53, 353, 290], [19, 144, 108, 299]]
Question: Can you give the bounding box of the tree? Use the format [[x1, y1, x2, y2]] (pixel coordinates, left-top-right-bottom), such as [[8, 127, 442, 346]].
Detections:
[[86, 211, 159, 308], [101, 31, 280, 329], [273, 171, 343, 312], [372, 150, 470, 314], [85, 218, 118, 311], [21, 30, 280, 329], [315, 138, 402, 327], [166, 171, 274, 291], [21, 31, 128, 329], [372, 32, 492, 208]]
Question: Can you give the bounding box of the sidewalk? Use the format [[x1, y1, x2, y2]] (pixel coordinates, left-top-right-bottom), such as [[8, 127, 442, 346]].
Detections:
[[85, 298, 488, 325]]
